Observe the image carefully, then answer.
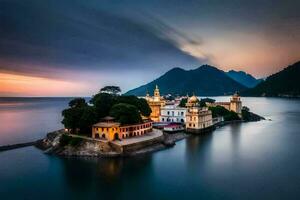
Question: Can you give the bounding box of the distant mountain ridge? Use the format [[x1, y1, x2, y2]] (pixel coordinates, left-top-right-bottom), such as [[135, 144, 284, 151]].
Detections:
[[125, 65, 247, 96], [226, 70, 261, 88], [242, 61, 300, 97]]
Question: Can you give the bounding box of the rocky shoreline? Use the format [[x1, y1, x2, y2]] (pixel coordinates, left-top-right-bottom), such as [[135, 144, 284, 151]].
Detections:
[[0, 112, 264, 156], [31, 109, 265, 157], [35, 129, 189, 157], [34, 111, 264, 157]]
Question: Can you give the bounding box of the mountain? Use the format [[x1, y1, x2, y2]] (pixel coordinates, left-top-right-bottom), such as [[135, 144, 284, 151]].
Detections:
[[242, 61, 300, 97], [226, 70, 262, 88], [125, 65, 247, 96]]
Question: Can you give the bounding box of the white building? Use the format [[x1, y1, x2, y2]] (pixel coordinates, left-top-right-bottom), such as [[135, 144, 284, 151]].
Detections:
[[185, 95, 214, 133], [159, 105, 187, 123]]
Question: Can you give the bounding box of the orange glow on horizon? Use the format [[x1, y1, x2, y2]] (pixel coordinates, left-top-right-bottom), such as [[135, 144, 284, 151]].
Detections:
[[0, 72, 88, 97], [180, 30, 300, 78]]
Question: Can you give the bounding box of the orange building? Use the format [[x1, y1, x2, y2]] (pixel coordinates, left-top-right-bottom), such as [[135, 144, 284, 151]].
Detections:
[[92, 116, 153, 141], [145, 85, 166, 122]]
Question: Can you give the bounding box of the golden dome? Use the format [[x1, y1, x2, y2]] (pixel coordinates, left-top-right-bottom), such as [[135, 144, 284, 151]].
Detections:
[[188, 95, 198, 103]]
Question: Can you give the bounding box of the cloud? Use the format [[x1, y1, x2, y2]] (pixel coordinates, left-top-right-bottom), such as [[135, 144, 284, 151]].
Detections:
[[0, 0, 206, 80]]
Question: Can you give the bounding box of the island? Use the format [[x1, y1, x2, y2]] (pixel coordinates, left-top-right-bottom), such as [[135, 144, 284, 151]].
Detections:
[[36, 86, 264, 157]]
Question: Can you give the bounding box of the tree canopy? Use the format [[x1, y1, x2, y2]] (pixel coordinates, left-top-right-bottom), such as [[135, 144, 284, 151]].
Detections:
[[109, 103, 142, 125], [209, 106, 240, 121], [116, 95, 151, 117], [62, 98, 96, 135], [68, 98, 87, 108], [62, 86, 152, 134], [100, 86, 121, 95], [179, 98, 188, 107]]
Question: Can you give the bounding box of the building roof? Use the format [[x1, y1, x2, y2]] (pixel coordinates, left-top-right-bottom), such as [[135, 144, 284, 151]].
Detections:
[[93, 122, 121, 128], [93, 119, 152, 128], [161, 105, 187, 110], [188, 95, 198, 103]]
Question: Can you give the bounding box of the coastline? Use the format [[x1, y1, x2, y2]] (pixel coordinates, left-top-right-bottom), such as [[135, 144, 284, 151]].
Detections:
[[0, 111, 264, 156], [35, 111, 264, 157], [35, 129, 189, 157]]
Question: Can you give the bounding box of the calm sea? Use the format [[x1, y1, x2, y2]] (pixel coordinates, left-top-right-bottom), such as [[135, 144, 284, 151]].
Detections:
[[0, 97, 300, 199]]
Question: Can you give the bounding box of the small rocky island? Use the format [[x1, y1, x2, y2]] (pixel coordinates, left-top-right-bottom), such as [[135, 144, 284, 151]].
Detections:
[[36, 86, 264, 157], [36, 129, 187, 157]]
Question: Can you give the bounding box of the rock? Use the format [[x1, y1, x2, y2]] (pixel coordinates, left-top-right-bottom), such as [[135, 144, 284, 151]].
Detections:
[[163, 140, 176, 147], [245, 111, 265, 122]]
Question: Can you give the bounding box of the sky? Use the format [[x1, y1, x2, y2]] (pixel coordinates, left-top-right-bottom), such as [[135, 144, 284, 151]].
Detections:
[[0, 0, 299, 97]]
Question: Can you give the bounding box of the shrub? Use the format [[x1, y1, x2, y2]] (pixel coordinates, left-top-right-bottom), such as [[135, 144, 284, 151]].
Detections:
[[59, 134, 82, 147]]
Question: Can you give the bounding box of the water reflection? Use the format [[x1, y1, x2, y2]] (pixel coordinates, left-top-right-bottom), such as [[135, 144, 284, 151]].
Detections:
[[0, 98, 72, 145], [229, 123, 242, 151], [1, 97, 300, 199], [59, 155, 154, 199]]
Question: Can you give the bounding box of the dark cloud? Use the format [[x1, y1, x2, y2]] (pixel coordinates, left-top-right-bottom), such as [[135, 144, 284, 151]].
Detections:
[[0, 0, 299, 94], [0, 0, 204, 78]]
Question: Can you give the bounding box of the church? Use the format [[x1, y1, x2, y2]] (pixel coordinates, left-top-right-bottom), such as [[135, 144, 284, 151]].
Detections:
[[145, 85, 166, 122], [185, 95, 214, 133]]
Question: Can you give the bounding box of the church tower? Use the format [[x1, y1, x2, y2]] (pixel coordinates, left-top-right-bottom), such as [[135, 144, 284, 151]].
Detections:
[[145, 85, 165, 122], [153, 85, 160, 101], [230, 92, 242, 115]]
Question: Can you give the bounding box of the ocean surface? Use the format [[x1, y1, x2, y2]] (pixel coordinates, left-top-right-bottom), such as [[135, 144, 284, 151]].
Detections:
[[0, 97, 300, 199]]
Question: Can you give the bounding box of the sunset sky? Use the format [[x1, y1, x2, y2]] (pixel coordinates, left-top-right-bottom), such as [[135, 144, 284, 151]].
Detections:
[[0, 0, 299, 96]]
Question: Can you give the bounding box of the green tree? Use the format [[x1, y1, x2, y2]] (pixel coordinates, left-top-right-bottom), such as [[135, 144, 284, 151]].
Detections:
[[109, 103, 142, 125], [62, 98, 96, 135], [117, 95, 151, 117], [136, 98, 152, 117], [62, 107, 84, 134], [100, 86, 121, 95], [241, 106, 251, 121], [199, 100, 207, 107], [78, 106, 97, 134], [68, 98, 87, 108], [179, 98, 188, 107], [199, 98, 215, 107], [200, 98, 216, 103], [90, 92, 117, 120], [209, 106, 240, 121], [62, 86, 152, 136]]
